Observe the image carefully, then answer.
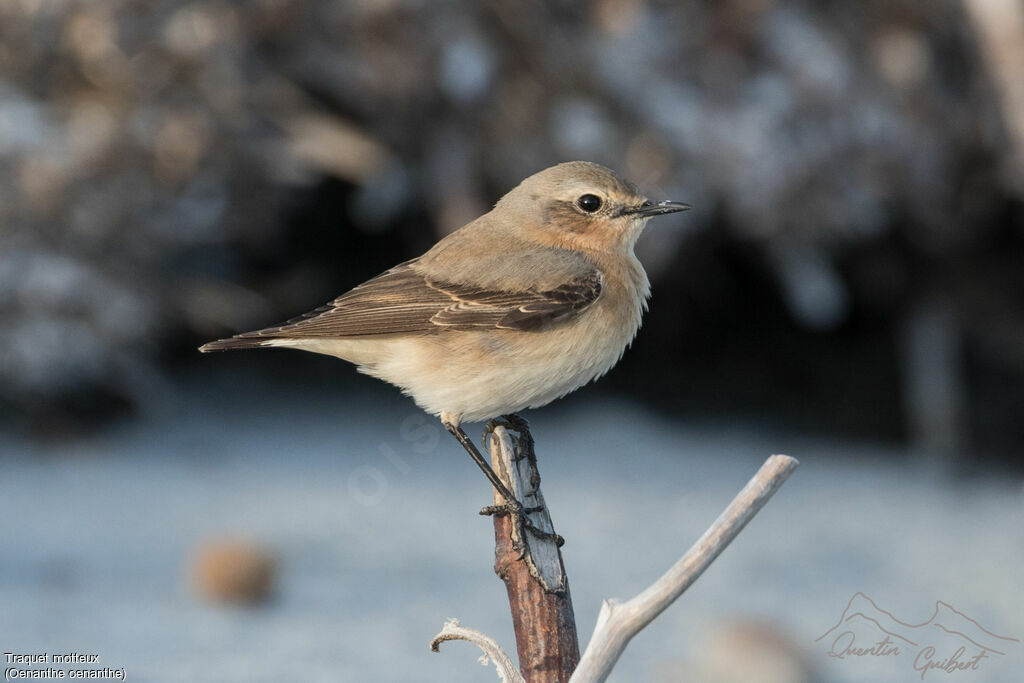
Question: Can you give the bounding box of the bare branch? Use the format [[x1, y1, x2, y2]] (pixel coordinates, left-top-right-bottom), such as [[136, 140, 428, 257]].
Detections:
[[489, 422, 580, 681], [431, 618, 525, 683], [488, 424, 567, 591], [570, 454, 800, 683]]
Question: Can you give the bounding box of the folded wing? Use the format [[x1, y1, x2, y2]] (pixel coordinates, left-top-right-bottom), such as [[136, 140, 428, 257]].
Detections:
[[199, 260, 602, 350]]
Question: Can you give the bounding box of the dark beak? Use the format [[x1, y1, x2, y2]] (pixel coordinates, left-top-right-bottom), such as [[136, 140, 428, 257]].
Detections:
[[624, 200, 692, 217]]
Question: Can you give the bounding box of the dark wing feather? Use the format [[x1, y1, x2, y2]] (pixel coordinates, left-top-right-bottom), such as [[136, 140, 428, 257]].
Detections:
[[433, 275, 603, 332], [201, 260, 602, 349]]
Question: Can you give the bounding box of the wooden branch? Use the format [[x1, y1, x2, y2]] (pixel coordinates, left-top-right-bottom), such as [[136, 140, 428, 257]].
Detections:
[[570, 454, 799, 683], [430, 618, 525, 683], [489, 423, 580, 682]]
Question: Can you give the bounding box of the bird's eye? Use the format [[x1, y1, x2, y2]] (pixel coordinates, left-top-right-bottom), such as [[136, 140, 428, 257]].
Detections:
[[576, 194, 603, 213]]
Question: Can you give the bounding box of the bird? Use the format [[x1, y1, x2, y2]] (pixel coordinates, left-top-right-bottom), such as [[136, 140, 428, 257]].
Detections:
[[200, 161, 689, 535]]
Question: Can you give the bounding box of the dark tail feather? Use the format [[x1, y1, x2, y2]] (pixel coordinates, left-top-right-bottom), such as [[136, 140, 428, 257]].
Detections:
[[198, 335, 274, 352]]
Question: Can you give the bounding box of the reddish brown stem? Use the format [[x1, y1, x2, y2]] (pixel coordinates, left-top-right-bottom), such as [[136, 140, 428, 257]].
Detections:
[[487, 421, 579, 682], [493, 514, 580, 682]]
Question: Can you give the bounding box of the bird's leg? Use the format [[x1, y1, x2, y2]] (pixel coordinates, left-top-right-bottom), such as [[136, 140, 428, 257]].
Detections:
[[443, 419, 563, 550], [444, 420, 523, 510]]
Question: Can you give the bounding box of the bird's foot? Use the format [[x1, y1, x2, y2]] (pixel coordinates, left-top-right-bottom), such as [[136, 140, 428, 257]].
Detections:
[[480, 499, 565, 551], [484, 414, 535, 462]]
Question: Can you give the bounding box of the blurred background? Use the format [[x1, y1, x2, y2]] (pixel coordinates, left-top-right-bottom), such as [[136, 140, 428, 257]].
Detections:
[[2, 1, 1022, 681]]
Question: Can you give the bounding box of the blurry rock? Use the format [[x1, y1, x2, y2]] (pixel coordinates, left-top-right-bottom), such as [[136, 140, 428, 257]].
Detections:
[[153, 113, 209, 186], [283, 112, 390, 184], [437, 28, 496, 104], [191, 539, 277, 605], [678, 618, 816, 683], [590, 0, 647, 36], [16, 156, 70, 217], [162, 3, 240, 61], [873, 28, 931, 89]]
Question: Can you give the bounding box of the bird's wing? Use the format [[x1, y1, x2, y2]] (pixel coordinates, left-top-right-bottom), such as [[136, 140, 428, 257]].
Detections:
[[204, 259, 602, 347], [431, 268, 603, 332]]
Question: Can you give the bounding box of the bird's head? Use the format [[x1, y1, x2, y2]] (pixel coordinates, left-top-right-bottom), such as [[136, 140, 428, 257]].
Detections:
[[497, 161, 690, 254]]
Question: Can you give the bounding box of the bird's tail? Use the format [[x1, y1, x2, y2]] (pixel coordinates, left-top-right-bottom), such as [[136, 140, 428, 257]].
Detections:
[[198, 335, 273, 352]]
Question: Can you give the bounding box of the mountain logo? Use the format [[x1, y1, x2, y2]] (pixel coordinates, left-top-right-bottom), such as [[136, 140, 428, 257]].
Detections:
[[816, 592, 1018, 678]]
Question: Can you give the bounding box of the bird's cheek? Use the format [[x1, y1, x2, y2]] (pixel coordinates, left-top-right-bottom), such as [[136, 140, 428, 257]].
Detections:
[[620, 218, 650, 245]]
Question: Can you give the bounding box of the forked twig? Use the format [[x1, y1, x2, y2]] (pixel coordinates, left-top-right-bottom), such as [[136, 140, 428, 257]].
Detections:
[[569, 454, 799, 682]]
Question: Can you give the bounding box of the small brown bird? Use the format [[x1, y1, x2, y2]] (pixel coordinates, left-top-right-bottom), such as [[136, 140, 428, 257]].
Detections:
[[201, 161, 688, 526]]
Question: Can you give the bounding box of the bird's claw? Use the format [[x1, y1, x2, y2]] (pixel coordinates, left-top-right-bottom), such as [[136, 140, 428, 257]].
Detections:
[[480, 500, 565, 552], [483, 415, 534, 458]]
